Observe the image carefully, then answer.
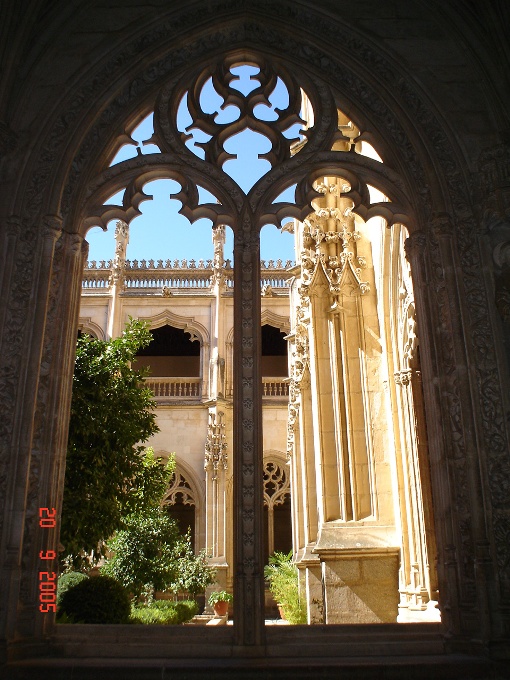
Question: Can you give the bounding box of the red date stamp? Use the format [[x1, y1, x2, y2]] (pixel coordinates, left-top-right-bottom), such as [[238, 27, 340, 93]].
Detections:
[[38, 507, 57, 613]]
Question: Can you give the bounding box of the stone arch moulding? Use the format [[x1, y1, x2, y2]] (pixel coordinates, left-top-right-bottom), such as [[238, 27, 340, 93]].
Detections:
[[77, 317, 106, 341], [136, 309, 210, 347], [136, 309, 210, 392], [260, 310, 291, 336], [2, 5, 508, 673]]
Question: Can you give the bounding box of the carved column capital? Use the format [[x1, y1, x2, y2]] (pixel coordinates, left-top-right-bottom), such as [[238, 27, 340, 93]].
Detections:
[[394, 369, 413, 386], [6, 215, 22, 238], [430, 213, 454, 240], [404, 230, 427, 262], [42, 215, 63, 243]]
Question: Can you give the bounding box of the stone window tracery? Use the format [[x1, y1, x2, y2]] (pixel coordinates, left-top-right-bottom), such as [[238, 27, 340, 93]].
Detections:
[[263, 459, 291, 561], [82, 51, 416, 642], [163, 470, 197, 550]]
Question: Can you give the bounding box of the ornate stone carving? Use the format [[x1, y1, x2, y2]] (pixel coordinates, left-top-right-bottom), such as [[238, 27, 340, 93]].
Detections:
[[109, 220, 129, 286], [263, 460, 290, 506], [204, 411, 228, 481], [454, 212, 510, 602], [478, 142, 510, 218], [163, 471, 196, 507]]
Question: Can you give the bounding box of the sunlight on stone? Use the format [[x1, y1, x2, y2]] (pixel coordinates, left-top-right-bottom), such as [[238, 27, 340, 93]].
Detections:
[[109, 113, 160, 166]]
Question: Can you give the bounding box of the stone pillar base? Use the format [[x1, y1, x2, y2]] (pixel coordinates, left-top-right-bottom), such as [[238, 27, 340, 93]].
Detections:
[[297, 546, 324, 624], [315, 526, 400, 624]]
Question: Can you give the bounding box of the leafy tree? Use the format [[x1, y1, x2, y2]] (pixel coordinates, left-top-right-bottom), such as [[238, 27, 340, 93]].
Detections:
[[102, 506, 215, 601], [61, 318, 162, 566], [172, 537, 216, 597]]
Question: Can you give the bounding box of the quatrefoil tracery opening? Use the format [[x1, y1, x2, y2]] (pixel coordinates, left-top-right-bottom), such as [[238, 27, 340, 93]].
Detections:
[[83, 54, 414, 236]]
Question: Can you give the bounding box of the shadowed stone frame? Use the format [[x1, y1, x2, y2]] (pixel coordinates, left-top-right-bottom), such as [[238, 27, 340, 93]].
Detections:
[[1, 4, 509, 669]]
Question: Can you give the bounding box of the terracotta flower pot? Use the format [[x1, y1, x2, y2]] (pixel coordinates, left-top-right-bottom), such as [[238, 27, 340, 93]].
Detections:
[[213, 600, 229, 616]]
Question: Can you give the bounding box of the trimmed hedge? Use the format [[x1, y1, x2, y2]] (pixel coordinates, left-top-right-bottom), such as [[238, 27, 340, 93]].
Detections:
[[57, 571, 88, 608], [130, 599, 198, 625], [58, 574, 131, 624]]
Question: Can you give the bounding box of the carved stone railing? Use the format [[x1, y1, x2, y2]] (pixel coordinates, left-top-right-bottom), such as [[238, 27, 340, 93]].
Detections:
[[262, 377, 289, 398], [82, 258, 293, 293], [145, 377, 202, 400], [82, 261, 112, 290]]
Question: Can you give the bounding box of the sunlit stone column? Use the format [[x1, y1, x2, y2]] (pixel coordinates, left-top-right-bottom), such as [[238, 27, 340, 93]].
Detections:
[[106, 220, 128, 339]]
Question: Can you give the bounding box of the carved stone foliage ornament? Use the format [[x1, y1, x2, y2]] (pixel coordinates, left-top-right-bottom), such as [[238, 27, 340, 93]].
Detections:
[[204, 411, 228, 481]]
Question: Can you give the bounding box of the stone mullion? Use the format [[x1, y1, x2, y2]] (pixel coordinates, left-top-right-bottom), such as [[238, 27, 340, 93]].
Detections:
[[395, 370, 428, 608], [232, 215, 265, 649], [300, 375, 318, 544], [18, 229, 87, 639], [410, 369, 438, 600]]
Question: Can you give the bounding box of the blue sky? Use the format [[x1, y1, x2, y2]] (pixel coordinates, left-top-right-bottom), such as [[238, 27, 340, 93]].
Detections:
[[86, 65, 298, 265]]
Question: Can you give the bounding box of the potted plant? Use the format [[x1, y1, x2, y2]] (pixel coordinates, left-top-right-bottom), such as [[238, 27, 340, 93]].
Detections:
[[208, 590, 233, 617], [264, 551, 307, 624]]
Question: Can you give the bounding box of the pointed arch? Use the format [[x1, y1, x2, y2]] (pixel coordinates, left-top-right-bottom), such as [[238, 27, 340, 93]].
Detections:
[[160, 454, 205, 552], [77, 317, 106, 340], [260, 310, 291, 335]]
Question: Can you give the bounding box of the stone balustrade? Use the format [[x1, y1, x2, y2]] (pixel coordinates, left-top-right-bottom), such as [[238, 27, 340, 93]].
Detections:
[[145, 377, 202, 400], [262, 377, 289, 398], [145, 376, 288, 400], [82, 259, 293, 293]]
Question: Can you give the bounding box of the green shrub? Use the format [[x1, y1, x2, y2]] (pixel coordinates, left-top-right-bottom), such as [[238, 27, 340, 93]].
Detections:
[[130, 599, 198, 625], [264, 551, 307, 625], [58, 575, 131, 624], [57, 571, 88, 608], [173, 600, 198, 623], [102, 507, 215, 602], [130, 604, 179, 625]]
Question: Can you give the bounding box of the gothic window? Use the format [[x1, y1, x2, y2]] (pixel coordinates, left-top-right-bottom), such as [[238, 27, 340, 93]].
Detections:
[[162, 470, 197, 551], [263, 459, 291, 566], [82, 52, 418, 639]]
